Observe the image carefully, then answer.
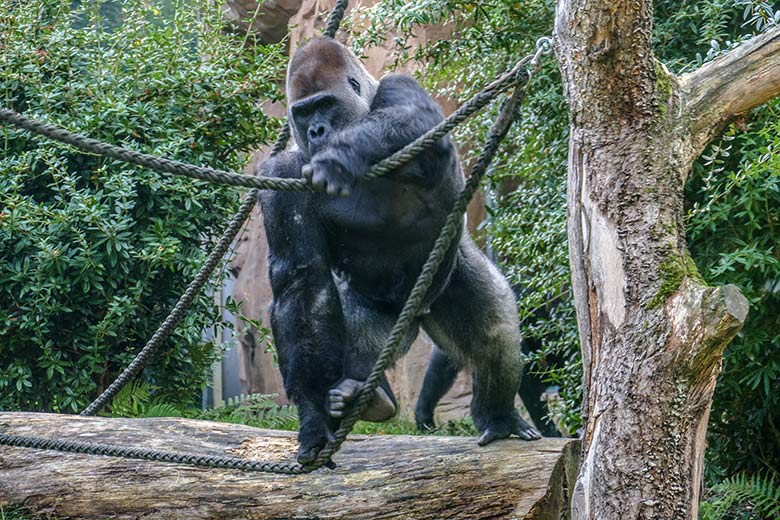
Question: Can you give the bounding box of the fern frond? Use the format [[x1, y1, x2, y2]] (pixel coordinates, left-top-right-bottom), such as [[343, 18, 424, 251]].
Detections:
[[702, 470, 780, 520]]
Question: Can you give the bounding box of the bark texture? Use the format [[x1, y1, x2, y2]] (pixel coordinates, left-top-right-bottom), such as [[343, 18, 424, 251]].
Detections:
[[554, 4, 780, 520], [0, 412, 578, 520]]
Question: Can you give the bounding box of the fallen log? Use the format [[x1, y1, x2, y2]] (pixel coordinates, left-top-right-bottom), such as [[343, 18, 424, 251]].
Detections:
[[0, 412, 579, 519]]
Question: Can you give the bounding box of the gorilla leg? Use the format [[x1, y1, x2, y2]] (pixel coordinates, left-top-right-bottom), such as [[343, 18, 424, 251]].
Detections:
[[416, 342, 563, 436], [421, 238, 541, 444], [260, 168, 347, 464], [328, 283, 419, 423], [414, 346, 461, 430], [517, 335, 562, 437], [269, 280, 343, 463]]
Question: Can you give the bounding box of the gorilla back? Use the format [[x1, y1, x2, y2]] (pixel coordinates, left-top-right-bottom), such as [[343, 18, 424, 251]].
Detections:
[[259, 37, 540, 463]]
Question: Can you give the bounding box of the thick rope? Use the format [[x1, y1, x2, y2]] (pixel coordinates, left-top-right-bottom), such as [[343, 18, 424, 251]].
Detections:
[[0, 61, 523, 192], [80, 191, 260, 416], [0, 108, 312, 192], [0, 432, 306, 474]]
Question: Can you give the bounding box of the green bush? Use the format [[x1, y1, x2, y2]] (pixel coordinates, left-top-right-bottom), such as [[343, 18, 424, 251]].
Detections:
[[0, 0, 285, 412], [355, 0, 581, 434], [699, 470, 780, 520], [686, 101, 780, 479], [353, 0, 780, 472], [656, 0, 780, 481]]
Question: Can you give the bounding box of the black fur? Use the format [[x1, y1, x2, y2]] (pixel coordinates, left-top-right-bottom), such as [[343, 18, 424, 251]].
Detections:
[[415, 333, 565, 438], [259, 38, 539, 463]]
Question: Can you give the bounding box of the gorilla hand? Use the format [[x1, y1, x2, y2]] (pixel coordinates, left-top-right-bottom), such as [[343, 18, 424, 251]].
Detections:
[[302, 145, 365, 197]]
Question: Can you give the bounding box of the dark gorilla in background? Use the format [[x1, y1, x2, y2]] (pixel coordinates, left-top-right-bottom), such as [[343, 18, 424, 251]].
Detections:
[[259, 37, 540, 464], [414, 287, 567, 438]]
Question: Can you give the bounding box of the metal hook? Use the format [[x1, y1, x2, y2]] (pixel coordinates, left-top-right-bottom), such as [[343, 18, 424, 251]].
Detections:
[[530, 36, 554, 70]]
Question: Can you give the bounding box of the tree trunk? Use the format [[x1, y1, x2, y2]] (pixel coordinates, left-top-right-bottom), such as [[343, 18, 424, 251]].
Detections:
[[554, 3, 780, 518], [0, 412, 579, 520]]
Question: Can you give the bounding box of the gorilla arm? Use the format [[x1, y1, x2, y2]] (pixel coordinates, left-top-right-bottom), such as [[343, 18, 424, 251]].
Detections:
[[303, 74, 454, 196], [258, 153, 348, 462]]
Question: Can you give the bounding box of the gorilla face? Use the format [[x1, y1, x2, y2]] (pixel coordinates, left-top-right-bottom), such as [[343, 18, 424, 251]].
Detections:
[[287, 38, 378, 157]]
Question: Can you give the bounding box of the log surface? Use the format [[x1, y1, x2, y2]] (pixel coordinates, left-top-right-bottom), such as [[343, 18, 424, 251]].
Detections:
[[0, 412, 578, 520]]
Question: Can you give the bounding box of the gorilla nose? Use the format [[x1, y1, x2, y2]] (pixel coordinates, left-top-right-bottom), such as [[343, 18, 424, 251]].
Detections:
[[308, 121, 331, 148]]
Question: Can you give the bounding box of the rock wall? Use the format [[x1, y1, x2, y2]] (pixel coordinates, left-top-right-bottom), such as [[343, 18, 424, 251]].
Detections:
[[228, 0, 484, 423]]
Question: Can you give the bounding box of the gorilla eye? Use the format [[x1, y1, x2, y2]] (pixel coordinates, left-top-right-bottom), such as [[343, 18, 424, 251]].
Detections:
[[348, 77, 361, 95]]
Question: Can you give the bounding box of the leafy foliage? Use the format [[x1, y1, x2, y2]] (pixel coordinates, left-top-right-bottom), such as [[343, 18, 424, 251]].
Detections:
[[190, 393, 477, 437], [687, 102, 780, 480], [700, 471, 780, 520], [195, 393, 299, 431], [353, 0, 780, 475], [0, 0, 285, 412], [353, 0, 581, 435], [109, 380, 183, 418]]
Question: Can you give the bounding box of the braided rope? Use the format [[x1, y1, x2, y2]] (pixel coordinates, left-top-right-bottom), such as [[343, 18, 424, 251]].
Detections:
[[0, 108, 312, 192], [0, 61, 523, 193], [324, 0, 349, 38], [0, 433, 306, 474], [80, 191, 261, 416]]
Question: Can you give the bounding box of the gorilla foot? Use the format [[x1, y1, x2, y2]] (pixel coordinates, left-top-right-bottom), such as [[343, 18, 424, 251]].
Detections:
[[477, 412, 542, 446], [415, 414, 437, 432], [297, 428, 335, 465], [329, 379, 397, 422]]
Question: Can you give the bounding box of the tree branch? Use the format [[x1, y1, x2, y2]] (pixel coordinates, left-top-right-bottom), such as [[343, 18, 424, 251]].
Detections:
[[682, 25, 780, 149]]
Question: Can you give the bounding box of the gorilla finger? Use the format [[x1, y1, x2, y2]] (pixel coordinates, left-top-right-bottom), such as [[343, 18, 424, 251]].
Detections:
[[478, 428, 510, 446], [326, 183, 340, 196], [302, 164, 313, 181], [338, 185, 351, 197], [515, 426, 542, 441], [297, 446, 320, 464], [331, 410, 344, 418], [311, 170, 328, 190]]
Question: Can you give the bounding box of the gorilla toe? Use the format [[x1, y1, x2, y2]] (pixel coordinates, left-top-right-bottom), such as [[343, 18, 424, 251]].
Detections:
[[477, 412, 542, 446], [329, 379, 396, 422], [478, 427, 510, 446]]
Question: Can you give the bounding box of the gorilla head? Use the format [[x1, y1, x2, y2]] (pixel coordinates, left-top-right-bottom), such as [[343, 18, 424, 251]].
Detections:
[[287, 38, 379, 157]]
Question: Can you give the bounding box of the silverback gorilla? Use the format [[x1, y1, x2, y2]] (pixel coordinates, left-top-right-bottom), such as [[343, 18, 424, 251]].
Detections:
[[259, 37, 540, 464]]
